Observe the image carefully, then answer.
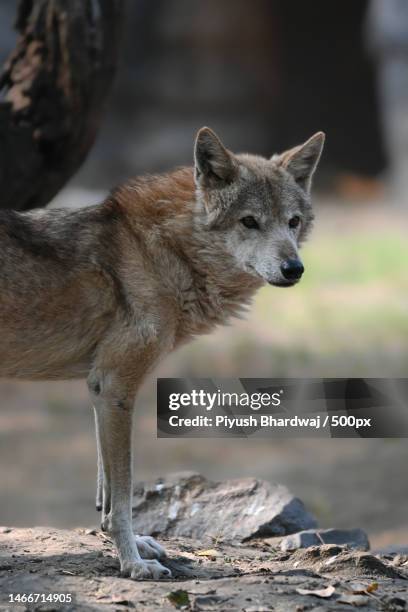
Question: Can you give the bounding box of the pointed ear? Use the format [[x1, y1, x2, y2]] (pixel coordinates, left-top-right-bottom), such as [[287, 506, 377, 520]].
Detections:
[[194, 127, 237, 187], [275, 132, 325, 192]]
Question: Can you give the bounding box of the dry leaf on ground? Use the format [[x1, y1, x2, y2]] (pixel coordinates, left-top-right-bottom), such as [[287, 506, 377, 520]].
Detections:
[[296, 585, 335, 598]]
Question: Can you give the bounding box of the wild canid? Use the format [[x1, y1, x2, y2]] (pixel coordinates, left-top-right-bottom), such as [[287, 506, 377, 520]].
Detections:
[[0, 127, 324, 579]]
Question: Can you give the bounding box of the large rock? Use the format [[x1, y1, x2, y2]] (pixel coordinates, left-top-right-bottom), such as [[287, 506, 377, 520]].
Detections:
[[280, 528, 370, 552], [132, 472, 317, 542]]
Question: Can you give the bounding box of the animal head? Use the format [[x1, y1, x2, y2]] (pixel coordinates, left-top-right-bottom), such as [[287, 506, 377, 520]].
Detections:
[[194, 127, 325, 287]]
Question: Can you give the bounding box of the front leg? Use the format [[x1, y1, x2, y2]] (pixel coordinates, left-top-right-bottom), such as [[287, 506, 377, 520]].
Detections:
[[89, 368, 171, 580], [94, 417, 166, 562]]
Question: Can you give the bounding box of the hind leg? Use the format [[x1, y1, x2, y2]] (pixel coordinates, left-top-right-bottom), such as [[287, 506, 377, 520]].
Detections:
[[94, 406, 106, 513]]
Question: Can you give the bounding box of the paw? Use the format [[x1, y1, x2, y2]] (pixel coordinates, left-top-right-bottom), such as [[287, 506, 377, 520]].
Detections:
[[135, 535, 166, 560], [121, 558, 171, 580]]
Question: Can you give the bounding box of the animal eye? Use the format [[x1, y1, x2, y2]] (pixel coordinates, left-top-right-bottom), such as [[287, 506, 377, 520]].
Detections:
[[289, 215, 301, 229], [241, 216, 259, 229]]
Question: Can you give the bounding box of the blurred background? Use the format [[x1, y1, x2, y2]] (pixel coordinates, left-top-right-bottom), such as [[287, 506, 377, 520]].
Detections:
[[0, 0, 408, 551]]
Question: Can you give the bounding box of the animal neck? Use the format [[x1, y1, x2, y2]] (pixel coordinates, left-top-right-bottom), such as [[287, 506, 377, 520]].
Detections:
[[115, 167, 263, 334], [170, 202, 264, 336]]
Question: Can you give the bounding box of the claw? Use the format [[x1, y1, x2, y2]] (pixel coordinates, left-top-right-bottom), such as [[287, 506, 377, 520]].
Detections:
[[121, 558, 171, 580]]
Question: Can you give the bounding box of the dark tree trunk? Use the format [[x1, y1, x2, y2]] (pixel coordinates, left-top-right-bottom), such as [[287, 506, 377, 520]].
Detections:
[[0, 0, 123, 211]]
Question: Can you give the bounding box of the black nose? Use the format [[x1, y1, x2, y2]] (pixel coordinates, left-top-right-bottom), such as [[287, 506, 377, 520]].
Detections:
[[280, 258, 304, 281]]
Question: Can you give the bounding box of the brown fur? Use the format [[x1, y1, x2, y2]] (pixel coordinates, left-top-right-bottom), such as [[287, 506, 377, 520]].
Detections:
[[0, 166, 264, 380]]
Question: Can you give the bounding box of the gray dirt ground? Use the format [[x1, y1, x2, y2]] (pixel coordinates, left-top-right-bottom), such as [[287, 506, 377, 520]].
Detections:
[[0, 527, 407, 611]]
